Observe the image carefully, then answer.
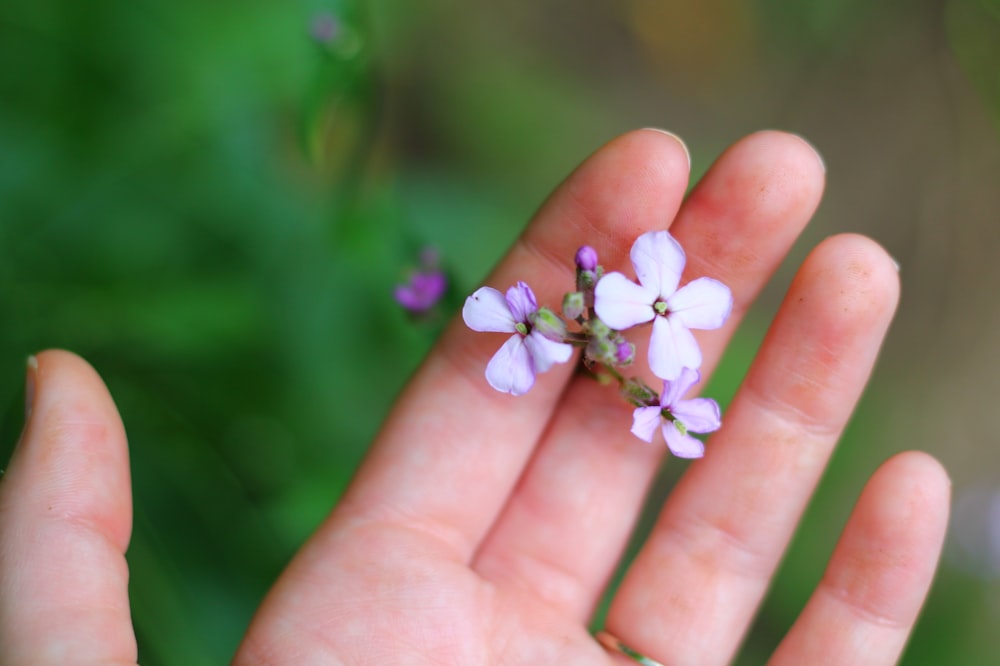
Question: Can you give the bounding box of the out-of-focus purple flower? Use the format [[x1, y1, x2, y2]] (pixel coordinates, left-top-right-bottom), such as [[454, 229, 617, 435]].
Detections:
[[630, 367, 720, 458], [462, 281, 573, 395], [310, 12, 341, 45], [394, 270, 447, 313], [594, 230, 732, 381]]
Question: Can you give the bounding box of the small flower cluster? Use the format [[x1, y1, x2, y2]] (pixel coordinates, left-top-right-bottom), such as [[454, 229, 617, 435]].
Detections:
[[462, 230, 733, 458]]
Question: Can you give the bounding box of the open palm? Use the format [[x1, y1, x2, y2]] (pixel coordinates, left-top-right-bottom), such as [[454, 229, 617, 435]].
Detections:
[[0, 130, 949, 666]]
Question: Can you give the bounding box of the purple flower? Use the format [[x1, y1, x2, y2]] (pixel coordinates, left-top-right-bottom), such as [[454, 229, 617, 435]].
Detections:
[[310, 12, 341, 45], [462, 282, 573, 395], [395, 270, 447, 313], [630, 368, 720, 458], [594, 230, 732, 381]]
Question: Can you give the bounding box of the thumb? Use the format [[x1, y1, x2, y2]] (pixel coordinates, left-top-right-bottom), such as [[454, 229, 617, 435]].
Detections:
[[0, 350, 137, 665]]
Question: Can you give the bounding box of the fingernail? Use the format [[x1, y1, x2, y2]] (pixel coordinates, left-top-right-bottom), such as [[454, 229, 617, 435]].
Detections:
[[890, 256, 900, 272], [787, 132, 826, 174], [642, 128, 691, 170], [25, 355, 38, 422]]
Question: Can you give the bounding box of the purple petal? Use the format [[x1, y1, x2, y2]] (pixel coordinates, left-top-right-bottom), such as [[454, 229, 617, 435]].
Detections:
[[660, 367, 702, 408], [630, 230, 685, 298], [594, 272, 657, 330], [662, 422, 705, 458], [524, 330, 573, 374], [394, 285, 423, 311], [672, 397, 721, 434], [631, 406, 663, 443], [505, 281, 538, 324], [485, 335, 536, 395], [667, 277, 733, 330], [395, 271, 447, 312], [648, 315, 702, 381], [463, 287, 517, 333]]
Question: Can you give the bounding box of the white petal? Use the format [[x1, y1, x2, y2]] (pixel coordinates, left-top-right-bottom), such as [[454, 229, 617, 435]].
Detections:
[[648, 315, 702, 381], [463, 287, 517, 333], [631, 406, 663, 443], [524, 330, 573, 374], [630, 230, 685, 298], [672, 397, 721, 434], [594, 272, 657, 330], [660, 367, 701, 408], [667, 277, 733, 330], [485, 335, 535, 395], [663, 422, 705, 459]]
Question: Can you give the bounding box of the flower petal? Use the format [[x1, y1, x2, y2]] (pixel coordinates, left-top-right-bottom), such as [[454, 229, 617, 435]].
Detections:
[[505, 281, 538, 323], [648, 315, 702, 381], [594, 272, 657, 330], [631, 406, 663, 443], [485, 334, 536, 395], [660, 367, 702, 408], [662, 422, 705, 458], [524, 330, 573, 374], [395, 271, 447, 312], [463, 287, 517, 333], [667, 277, 733, 330], [630, 230, 685, 298], [672, 397, 721, 434]]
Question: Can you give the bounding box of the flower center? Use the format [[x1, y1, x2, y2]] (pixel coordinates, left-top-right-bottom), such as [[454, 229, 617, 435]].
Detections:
[[515, 322, 529, 336], [661, 409, 688, 436], [653, 299, 669, 316]]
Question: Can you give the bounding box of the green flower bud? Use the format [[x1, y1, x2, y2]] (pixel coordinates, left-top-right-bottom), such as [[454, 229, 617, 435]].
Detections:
[[563, 292, 586, 320], [530, 307, 568, 342]]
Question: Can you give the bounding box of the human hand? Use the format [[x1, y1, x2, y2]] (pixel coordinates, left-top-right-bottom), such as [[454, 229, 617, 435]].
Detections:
[[0, 130, 949, 665]]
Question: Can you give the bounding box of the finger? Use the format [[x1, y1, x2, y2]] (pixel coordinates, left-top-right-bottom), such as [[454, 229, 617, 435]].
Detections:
[[333, 128, 693, 560], [472, 131, 826, 619], [606, 234, 901, 665], [770, 451, 950, 666], [0, 351, 136, 665]]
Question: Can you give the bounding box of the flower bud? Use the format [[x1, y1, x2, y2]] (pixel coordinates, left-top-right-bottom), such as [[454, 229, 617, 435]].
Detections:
[[562, 291, 586, 320], [530, 307, 568, 342], [615, 341, 635, 366], [584, 318, 620, 367], [588, 317, 610, 338], [575, 245, 599, 271]]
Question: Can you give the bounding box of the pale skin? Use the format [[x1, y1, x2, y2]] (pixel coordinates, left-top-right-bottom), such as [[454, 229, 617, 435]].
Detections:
[[0, 130, 950, 665]]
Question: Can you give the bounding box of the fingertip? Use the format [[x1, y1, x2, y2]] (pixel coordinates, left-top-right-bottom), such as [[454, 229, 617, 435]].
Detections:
[[10, 348, 132, 549], [676, 130, 826, 270], [869, 450, 952, 531], [638, 127, 691, 170], [799, 233, 901, 326], [742, 129, 826, 177]]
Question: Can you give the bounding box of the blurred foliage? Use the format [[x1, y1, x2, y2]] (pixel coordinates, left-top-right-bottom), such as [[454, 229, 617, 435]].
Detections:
[[947, 0, 1000, 129], [0, 0, 998, 663]]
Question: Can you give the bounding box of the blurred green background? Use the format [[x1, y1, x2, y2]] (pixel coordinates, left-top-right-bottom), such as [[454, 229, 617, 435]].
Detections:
[[2, 0, 999, 663]]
